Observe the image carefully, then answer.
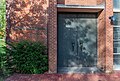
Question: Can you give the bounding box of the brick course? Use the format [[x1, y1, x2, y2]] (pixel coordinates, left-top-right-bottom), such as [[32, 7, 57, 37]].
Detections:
[[65, 0, 97, 5], [58, 0, 104, 5], [97, 0, 104, 5]]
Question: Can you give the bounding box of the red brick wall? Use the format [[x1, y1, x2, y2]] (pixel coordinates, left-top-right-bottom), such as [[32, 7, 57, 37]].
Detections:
[[57, 0, 105, 5], [6, 0, 48, 44], [97, 10, 106, 71], [97, 0, 104, 5], [105, 0, 113, 73], [48, 0, 57, 73], [57, 0, 65, 4], [65, 0, 97, 5]]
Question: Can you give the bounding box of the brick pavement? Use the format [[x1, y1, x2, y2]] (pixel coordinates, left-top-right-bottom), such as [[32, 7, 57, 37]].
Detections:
[[5, 72, 120, 81]]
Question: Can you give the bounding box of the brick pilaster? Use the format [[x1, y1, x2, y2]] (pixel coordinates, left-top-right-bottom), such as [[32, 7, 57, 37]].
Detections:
[[48, 0, 57, 73], [105, 0, 113, 73]]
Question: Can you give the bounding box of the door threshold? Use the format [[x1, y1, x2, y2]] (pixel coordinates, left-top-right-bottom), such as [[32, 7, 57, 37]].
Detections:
[[57, 67, 102, 74]]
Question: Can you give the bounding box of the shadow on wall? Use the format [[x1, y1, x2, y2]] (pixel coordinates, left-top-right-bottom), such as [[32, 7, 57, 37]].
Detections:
[[6, 0, 48, 44]]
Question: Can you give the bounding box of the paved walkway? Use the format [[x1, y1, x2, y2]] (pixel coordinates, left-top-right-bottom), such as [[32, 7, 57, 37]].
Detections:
[[5, 72, 120, 81]]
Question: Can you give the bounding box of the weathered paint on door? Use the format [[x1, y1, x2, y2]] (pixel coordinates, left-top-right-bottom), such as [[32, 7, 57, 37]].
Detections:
[[57, 13, 97, 73]]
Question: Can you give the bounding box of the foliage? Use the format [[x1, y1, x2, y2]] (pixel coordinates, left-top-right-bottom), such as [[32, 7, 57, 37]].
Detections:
[[0, 0, 6, 39], [0, 39, 5, 71], [0, 39, 8, 80], [6, 41, 48, 74]]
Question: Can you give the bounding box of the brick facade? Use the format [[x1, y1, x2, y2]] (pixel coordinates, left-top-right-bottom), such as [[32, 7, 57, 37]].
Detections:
[[65, 0, 97, 5], [97, 10, 106, 71], [58, 0, 104, 5], [48, 0, 57, 73], [6, 0, 114, 73], [6, 0, 48, 44], [105, 0, 113, 73]]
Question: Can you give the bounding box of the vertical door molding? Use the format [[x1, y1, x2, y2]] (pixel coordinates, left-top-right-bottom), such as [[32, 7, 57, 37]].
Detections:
[[97, 10, 106, 71]]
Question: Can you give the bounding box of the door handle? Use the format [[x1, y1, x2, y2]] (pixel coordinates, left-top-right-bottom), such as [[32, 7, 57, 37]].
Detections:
[[72, 42, 75, 51], [79, 41, 83, 51]]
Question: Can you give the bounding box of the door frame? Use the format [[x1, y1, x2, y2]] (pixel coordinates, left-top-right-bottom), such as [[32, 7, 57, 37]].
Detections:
[[48, 3, 113, 73]]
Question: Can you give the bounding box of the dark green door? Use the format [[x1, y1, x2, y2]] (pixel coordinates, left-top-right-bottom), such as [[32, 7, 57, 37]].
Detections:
[[57, 13, 97, 73]]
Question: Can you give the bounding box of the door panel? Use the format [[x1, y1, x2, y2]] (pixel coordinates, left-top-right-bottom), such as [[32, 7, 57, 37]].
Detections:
[[57, 13, 97, 73]]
